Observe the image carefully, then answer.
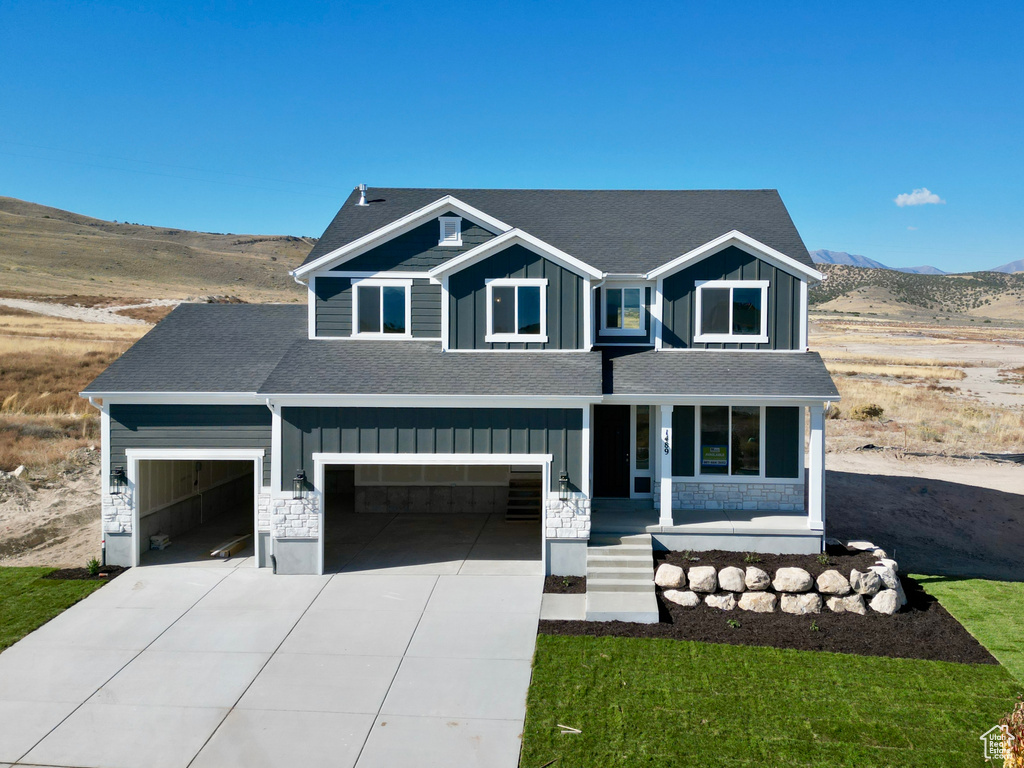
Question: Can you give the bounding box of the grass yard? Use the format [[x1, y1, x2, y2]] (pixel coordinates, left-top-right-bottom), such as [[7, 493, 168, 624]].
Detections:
[[915, 576, 1024, 683], [0, 567, 106, 652], [521, 634, 1020, 768]]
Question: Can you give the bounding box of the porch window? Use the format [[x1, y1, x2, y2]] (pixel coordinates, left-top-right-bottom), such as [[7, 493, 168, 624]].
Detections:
[[485, 278, 548, 342], [352, 279, 412, 337], [694, 280, 769, 343], [699, 405, 761, 477], [601, 286, 645, 335]]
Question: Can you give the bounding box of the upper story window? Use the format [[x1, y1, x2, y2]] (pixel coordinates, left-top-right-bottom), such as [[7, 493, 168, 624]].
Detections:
[[484, 278, 547, 343], [601, 286, 645, 335], [694, 280, 769, 344], [352, 278, 412, 338], [438, 216, 462, 247]]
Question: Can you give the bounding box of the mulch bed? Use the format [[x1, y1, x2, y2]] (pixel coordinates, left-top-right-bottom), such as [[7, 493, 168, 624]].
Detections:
[[541, 548, 996, 665], [654, 544, 879, 578], [544, 575, 586, 594], [42, 565, 126, 581]]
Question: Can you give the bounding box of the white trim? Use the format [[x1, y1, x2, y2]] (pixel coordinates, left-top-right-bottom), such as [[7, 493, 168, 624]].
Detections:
[[690, 404, 805, 482], [292, 196, 512, 278], [81, 392, 265, 404], [307, 276, 317, 340], [582, 278, 593, 351], [312, 452, 552, 466], [440, 274, 450, 351], [658, 405, 673, 525], [646, 230, 824, 282], [484, 278, 549, 343], [428, 228, 603, 281], [601, 394, 837, 405], [315, 459, 324, 574], [693, 279, 770, 344], [581, 404, 591, 498], [351, 278, 413, 339], [653, 278, 664, 350], [808, 404, 825, 532], [315, 270, 431, 280], [799, 280, 809, 352], [599, 284, 647, 336], [268, 402, 282, 494], [629, 404, 654, 498], [438, 215, 462, 247]]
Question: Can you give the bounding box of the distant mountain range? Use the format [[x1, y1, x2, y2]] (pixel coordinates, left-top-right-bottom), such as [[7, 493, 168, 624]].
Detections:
[[810, 250, 1023, 275]]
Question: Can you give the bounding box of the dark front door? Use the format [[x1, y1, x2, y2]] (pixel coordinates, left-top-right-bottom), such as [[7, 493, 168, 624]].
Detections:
[[593, 405, 631, 498]]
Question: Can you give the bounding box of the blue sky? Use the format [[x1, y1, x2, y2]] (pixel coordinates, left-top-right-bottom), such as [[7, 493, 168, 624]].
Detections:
[[1, 1, 1021, 271]]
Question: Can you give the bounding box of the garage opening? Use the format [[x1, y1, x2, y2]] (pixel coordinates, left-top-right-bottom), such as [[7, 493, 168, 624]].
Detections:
[[136, 459, 255, 566], [321, 462, 543, 574]]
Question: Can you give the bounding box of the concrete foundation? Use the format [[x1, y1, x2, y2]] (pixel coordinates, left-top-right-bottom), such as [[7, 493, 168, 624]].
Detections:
[[272, 537, 320, 575], [545, 539, 588, 576]]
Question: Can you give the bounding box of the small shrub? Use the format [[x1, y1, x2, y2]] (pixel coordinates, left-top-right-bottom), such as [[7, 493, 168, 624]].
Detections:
[[817, 553, 830, 566], [849, 404, 884, 421], [810, 620, 820, 632], [743, 553, 762, 564], [825, 405, 842, 420], [682, 550, 700, 562], [726, 619, 741, 629], [86, 557, 101, 576]]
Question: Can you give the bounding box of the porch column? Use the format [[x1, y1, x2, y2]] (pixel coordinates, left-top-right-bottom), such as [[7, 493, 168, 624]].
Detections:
[[659, 405, 674, 527], [808, 403, 826, 532]]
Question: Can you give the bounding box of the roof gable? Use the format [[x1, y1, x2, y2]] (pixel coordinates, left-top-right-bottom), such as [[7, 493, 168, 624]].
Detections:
[[428, 229, 602, 281], [646, 231, 824, 282]]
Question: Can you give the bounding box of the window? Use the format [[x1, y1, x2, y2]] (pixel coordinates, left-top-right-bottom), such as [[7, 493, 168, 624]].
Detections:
[[601, 286, 645, 335], [438, 216, 462, 247], [352, 279, 412, 337], [698, 405, 762, 477], [694, 280, 769, 343], [484, 278, 548, 343]]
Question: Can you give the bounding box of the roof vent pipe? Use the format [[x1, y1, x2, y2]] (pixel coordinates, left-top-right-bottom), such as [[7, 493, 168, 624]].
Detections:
[[356, 183, 368, 206]]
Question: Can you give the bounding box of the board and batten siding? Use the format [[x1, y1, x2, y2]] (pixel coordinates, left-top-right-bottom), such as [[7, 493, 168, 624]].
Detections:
[[108, 405, 273, 486], [332, 218, 495, 273], [314, 276, 441, 338], [661, 246, 802, 350], [447, 244, 585, 350], [281, 406, 583, 493]]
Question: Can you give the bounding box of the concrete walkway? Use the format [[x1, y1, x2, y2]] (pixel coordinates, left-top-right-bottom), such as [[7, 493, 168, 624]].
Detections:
[[0, 514, 543, 768]]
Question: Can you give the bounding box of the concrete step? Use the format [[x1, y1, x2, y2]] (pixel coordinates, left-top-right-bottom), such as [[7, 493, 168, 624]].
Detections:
[[585, 590, 660, 623], [587, 579, 653, 593], [586, 545, 651, 558], [589, 533, 653, 546], [584, 532, 658, 622], [586, 567, 653, 580], [587, 558, 653, 570]]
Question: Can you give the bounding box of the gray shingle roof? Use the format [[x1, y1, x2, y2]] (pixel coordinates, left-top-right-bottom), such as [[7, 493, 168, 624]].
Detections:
[[83, 304, 305, 393], [301, 187, 812, 274], [605, 348, 839, 399], [258, 341, 603, 397]]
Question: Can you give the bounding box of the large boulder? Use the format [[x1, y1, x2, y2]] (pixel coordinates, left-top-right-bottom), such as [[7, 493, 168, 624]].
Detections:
[[744, 566, 771, 591], [663, 589, 700, 608], [738, 591, 777, 613], [869, 563, 905, 607], [876, 558, 899, 573], [816, 569, 851, 595], [718, 566, 746, 593], [688, 566, 718, 593], [772, 567, 813, 593], [826, 594, 867, 615], [869, 589, 901, 615], [705, 593, 737, 611], [850, 569, 883, 596], [781, 593, 822, 615], [655, 563, 686, 589]]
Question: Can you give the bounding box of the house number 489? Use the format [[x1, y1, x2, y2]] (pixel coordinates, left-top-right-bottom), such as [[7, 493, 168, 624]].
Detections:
[[663, 430, 670, 454]]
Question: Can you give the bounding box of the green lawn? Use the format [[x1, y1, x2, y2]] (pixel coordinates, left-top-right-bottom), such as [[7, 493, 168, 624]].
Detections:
[[914, 575, 1024, 683], [0, 567, 106, 652]]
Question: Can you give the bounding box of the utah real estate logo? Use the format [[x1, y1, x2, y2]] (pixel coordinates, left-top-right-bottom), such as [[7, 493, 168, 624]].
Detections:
[[980, 724, 1015, 760]]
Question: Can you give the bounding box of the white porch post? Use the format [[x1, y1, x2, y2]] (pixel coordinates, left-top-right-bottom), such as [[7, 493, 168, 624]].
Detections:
[[808, 403, 826, 532], [659, 405, 674, 527]]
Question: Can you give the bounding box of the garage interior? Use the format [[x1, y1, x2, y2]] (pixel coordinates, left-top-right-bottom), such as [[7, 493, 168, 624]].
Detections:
[[322, 463, 543, 574], [136, 459, 256, 566]]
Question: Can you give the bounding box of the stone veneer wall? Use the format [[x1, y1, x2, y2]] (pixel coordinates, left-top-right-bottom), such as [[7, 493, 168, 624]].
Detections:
[[102, 491, 134, 534], [545, 497, 591, 539], [269, 491, 321, 539], [672, 481, 804, 511]]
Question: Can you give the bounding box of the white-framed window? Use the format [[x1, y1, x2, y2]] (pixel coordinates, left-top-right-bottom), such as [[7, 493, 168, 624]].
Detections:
[[484, 278, 548, 343], [693, 280, 769, 343], [600, 285, 646, 336], [351, 278, 413, 338], [696, 405, 764, 478], [438, 216, 462, 247]]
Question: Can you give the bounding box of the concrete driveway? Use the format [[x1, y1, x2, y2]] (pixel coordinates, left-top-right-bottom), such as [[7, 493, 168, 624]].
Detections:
[[0, 513, 543, 768]]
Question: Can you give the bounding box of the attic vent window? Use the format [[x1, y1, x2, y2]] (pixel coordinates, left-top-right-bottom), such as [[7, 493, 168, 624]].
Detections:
[[438, 216, 462, 247]]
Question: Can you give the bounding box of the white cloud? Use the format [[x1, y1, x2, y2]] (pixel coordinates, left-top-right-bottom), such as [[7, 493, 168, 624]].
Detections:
[[894, 188, 946, 207], [907, 226, 918, 230]]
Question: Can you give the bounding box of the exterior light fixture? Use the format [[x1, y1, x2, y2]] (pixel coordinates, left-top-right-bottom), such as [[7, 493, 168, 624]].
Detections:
[[292, 469, 307, 500], [109, 466, 127, 495], [558, 471, 570, 502]]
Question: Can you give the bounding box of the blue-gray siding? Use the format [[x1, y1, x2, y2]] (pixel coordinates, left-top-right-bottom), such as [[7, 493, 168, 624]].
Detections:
[[448, 244, 585, 350], [281, 406, 583, 493], [331, 219, 495, 272], [315, 276, 441, 338], [661, 246, 802, 350], [594, 286, 653, 345], [109, 405, 272, 486]]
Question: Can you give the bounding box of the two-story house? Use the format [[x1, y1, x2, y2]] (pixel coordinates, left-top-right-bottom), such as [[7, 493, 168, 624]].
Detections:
[[83, 187, 839, 576]]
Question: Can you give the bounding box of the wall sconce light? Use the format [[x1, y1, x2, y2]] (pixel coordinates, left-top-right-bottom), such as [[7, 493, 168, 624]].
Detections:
[[558, 471, 570, 502], [109, 466, 127, 495], [292, 469, 307, 500]]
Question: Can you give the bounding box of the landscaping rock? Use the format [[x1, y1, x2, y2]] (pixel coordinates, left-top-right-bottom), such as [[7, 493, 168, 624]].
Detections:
[[688, 566, 718, 593], [744, 566, 771, 591], [826, 594, 867, 615], [844, 540, 877, 552], [869, 589, 901, 615], [655, 563, 686, 589], [869, 563, 899, 591], [816, 569, 851, 595], [772, 567, 813, 593], [737, 591, 777, 613], [781, 593, 822, 615], [718, 566, 746, 593], [663, 589, 700, 608], [705, 593, 737, 611], [850, 569, 883, 596], [877, 558, 898, 573], [872, 548, 888, 560]]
